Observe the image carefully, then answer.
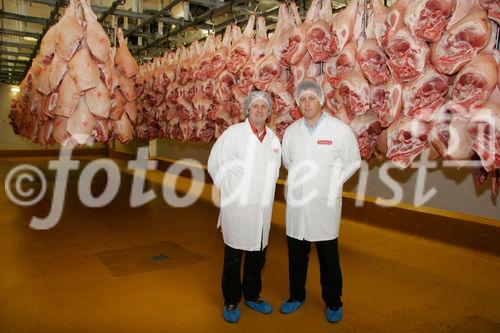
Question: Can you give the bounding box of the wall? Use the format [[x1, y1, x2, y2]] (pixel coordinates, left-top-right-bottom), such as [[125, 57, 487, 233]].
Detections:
[[150, 138, 500, 221], [155, 139, 212, 164], [112, 139, 150, 156], [3, 80, 497, 221]]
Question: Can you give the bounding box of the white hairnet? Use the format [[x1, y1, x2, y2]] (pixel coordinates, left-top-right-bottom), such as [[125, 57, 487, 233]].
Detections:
[[243, 91, 273, 117], [294, 80, 324, 106]]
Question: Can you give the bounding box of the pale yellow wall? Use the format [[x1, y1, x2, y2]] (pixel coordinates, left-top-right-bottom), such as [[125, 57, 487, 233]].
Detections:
[[112, 140, 150, 156], [3, 81, 497, 220], [342, 162, 500, 222], [151, 137, 500, 221], [155, 139, 212, 163]]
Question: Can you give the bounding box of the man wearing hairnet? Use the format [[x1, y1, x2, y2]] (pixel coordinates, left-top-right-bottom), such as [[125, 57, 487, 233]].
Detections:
[[280, 80, 361, 323], [208, 91, 282, 323]]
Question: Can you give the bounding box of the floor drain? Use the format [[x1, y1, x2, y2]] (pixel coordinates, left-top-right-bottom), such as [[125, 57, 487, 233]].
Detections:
[[96, 241, 204, 277], [151, 254, 169, 261]]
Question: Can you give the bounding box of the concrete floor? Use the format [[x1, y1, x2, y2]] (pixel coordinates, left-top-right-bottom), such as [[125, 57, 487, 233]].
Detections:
[[1, 157, 500, 333]]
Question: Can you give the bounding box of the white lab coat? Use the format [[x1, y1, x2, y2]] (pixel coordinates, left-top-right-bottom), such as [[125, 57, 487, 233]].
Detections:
[[282, 113, 361, 242], [208, 119, 282, 251]]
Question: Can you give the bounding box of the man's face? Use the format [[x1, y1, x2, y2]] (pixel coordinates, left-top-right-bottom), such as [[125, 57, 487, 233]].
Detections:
[[248, 99, 269, 126], [299, 91, 322, 120]]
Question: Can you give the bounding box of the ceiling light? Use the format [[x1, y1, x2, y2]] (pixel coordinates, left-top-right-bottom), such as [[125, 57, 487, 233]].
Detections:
[[11, 86, 20, 94], [17, 56, 30, 61], [22, 36, 38, 42]]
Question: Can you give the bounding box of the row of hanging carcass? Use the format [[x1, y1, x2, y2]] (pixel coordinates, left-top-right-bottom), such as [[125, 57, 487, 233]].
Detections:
[[9, 0, 139, 147], [8, 0, 500, 195]]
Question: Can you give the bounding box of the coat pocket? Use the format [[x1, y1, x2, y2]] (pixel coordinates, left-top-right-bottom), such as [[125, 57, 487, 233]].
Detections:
[[318, 162, 343, 205]]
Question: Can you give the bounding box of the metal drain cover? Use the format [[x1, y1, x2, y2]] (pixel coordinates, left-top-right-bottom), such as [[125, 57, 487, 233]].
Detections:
[[151, 254, 169, 261], [96, 241, 204, 277]]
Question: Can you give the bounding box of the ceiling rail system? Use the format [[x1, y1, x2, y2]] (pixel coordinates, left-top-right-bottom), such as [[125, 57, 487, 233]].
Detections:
[[1, 0, 356, 84]]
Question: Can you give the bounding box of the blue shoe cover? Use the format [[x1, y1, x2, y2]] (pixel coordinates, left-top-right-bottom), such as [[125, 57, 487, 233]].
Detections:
[[326, 306, 343, 323], [223, 305, 240, 323], [279, 300, 305, 314], [245, 299, 273, 314]]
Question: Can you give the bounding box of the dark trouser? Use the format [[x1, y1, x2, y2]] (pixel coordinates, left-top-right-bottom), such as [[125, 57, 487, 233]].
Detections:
[[287, 236, 343, 309], [221, 244, 267, 306]]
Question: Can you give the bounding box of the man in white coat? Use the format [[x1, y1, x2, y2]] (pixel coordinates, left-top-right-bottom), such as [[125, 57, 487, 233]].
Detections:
[[280, 80, 361, 323], [208, 91, 282, 323]]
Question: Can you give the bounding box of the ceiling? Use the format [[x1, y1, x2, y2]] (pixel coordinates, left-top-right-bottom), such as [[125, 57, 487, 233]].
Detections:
[[0, 0, 384, 84]]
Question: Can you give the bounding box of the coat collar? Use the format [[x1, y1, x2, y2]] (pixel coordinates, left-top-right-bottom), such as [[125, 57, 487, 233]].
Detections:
[[300, 112, 328, 136], [244, 118, 272, 144]]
